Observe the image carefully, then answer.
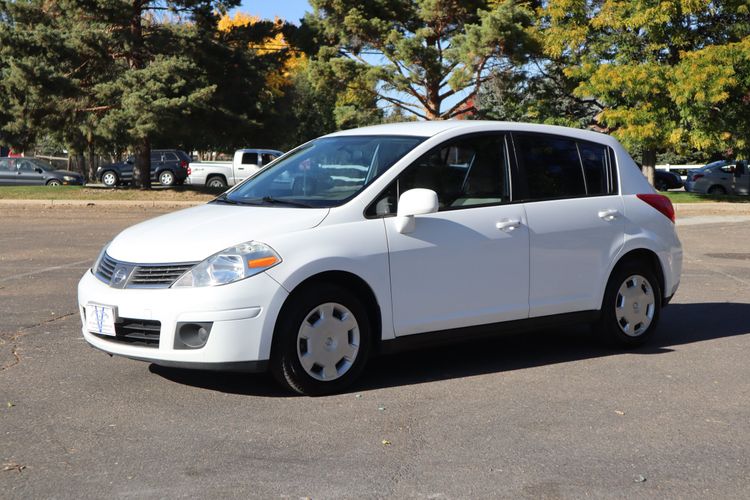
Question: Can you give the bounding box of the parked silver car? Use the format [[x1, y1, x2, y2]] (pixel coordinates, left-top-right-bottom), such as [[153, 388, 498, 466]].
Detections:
[[686, 160, 749, 195]]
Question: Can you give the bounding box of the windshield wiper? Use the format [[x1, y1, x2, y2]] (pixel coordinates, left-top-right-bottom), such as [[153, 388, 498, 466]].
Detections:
[[259, 196, 313, 208]]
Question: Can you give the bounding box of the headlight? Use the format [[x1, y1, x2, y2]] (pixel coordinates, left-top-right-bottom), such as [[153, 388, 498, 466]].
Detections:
[[172, 241, 281, 288], [63, 175, 76, 181]]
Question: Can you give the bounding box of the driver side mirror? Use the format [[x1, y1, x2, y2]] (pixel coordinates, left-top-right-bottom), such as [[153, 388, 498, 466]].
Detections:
[[395, 188, 439, 234], [35, 167, 43, 174]]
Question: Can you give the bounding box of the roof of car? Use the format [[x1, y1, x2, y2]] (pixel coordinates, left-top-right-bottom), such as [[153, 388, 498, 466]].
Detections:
[[236, 149, 283, 154], [326, 120, 613, 143]]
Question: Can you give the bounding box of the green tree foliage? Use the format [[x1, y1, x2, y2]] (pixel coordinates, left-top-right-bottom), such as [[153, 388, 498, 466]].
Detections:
[[542, 0, 750, 182], [476, 61, 600, 127], [307, 0, 536, 119]]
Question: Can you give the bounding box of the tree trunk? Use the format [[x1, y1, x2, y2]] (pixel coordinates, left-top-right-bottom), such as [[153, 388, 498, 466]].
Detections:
[[642, 148, 657, 187], [86, 140, 97, 182], [133, 137, 151, 189]]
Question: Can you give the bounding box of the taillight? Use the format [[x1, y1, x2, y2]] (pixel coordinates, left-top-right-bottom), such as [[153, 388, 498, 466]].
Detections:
[[692, 173, 704, 181], [637, 193, 675, 223], [187, 166, 191, 176], [181, 160, 188, 169]]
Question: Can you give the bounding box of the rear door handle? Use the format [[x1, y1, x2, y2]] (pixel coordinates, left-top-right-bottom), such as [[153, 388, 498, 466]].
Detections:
[[496, 219, 522, 232], [598, 209, 620, 221]]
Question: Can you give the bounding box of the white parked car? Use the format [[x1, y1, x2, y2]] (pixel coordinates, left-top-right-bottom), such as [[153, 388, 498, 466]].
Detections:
[[78, 121, 682, 395], [188, 149, 283, 188]]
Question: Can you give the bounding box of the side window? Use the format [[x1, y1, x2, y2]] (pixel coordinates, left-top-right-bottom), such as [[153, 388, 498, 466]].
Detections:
[[366, 134, 509, 216], [17, 160, 34, 172], [242, 152, 259, 165], [514, 133, 585, 200], [0, 158, 10, 171], [261, 153, 278, 165], [720, 164, 736, 174], [150, 152, 163, 163], [164, 152, 179, 161], [578, 142, 611, 195]]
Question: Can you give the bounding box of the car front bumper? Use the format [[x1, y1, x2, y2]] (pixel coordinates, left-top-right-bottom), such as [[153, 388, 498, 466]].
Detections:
[[77, 269, 289, 370]]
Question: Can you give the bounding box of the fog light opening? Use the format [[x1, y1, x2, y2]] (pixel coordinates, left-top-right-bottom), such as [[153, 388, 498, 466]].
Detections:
[[175, 322, 213, 350]]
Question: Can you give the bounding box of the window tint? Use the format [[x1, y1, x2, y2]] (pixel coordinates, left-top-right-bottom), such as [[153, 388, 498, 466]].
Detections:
[[242, 152, 259, 165], [515, 134, 585, 200], [367, 134, 509, 216], [578, 142, 610, 195]]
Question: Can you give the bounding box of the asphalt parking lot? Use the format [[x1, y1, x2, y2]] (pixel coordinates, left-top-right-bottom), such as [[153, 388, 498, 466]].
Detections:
[[1, 204, 749, 499]]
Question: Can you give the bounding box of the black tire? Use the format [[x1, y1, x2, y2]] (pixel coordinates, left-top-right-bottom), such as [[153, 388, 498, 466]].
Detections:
[[271, 283, 372, 396], [101, 170, 118, 187], [655, 179, 668, 191], [159, 170, 176, 186], [46, 179, 62, 186], [707, 185, 726, 195], [206, 176, 227, 189], [595, 260, 661, 348]]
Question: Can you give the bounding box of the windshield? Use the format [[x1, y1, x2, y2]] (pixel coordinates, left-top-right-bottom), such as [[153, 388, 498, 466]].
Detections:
[[220, 135, 423, 208]]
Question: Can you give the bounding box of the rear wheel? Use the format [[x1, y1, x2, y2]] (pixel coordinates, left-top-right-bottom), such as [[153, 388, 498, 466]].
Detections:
[[207, 176, 227, 189], [101, 170, 118, 187], [595, 261, 661, 348], [271, 283, 371, 396], [159, 170, 175, 186], [707, 185, 726, 195]]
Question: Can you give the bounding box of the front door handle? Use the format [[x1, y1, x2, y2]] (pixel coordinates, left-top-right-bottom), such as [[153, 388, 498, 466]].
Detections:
[[496, 219, 522, 232], [598, 209, 620, 221]]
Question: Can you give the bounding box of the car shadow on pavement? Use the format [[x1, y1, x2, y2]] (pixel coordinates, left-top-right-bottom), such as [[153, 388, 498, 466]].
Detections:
[[148, 302, 750, 397]]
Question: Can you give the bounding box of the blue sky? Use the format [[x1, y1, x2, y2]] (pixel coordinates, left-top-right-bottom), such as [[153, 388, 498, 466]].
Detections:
[[237, 0, 311, 23]]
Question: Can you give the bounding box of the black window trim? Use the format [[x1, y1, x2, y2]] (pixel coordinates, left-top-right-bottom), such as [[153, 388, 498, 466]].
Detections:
[[364, 131, 521, 219], [510, 131, 619, 203]]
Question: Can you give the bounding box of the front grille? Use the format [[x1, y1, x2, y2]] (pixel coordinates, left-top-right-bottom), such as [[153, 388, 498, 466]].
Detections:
[[129, 264, 194, 287], [96, 253, 117, 282], [94, 252, 196, 289], [92, 318, 161, 347]]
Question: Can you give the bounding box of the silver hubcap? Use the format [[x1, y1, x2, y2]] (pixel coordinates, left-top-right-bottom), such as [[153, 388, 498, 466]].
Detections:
[[209, 179, 223, 187], [615, 274, 655, 337], [103, 173, 116, 186], [297, 302, 360, 382], [161, 172, 173, 185]]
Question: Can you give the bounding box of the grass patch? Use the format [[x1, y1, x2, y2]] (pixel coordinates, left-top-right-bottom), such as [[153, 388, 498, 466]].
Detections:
[[0, 185, 221, 201], [665, 191, 750, 204]]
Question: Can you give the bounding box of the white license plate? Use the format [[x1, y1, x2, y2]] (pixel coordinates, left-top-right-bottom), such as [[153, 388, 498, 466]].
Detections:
[[86, 303, 117, 337]]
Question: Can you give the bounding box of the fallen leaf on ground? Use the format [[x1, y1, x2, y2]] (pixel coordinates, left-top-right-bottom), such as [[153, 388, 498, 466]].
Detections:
[[381, 440, 391, 446]]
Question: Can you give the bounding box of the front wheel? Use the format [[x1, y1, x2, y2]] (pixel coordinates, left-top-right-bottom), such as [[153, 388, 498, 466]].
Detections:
[[655, 179, 668, 191], [158, 170, 175, 186], [271, 283, 371, 396], [46, 179, 62, 186], [101, 170, 118, 187], [595, 262, 661, 348]]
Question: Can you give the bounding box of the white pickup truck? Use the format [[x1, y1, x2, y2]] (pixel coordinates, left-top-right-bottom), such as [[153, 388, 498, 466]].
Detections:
[[187, 149, 283, 188]]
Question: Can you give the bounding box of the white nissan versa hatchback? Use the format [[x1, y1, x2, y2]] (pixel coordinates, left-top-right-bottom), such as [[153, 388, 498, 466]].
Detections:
[[78, 121, 682, 395]]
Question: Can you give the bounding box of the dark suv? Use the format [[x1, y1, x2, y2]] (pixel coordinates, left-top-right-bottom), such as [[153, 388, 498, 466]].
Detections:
[[96, 149, 191, 187]]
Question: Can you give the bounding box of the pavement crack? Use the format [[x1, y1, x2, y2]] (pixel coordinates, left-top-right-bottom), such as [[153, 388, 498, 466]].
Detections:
[[1, 311, 77, 371]]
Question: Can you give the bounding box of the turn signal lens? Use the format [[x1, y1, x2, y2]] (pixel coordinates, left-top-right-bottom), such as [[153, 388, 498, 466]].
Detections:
[[248, 256, 279, 268]]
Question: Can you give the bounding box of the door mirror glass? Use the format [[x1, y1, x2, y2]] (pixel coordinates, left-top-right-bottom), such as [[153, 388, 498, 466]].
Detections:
[[35, 167, 44, 174]]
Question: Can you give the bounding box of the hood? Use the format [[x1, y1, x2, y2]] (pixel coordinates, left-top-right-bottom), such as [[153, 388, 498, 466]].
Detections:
[[107, 203, 330, 263]]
